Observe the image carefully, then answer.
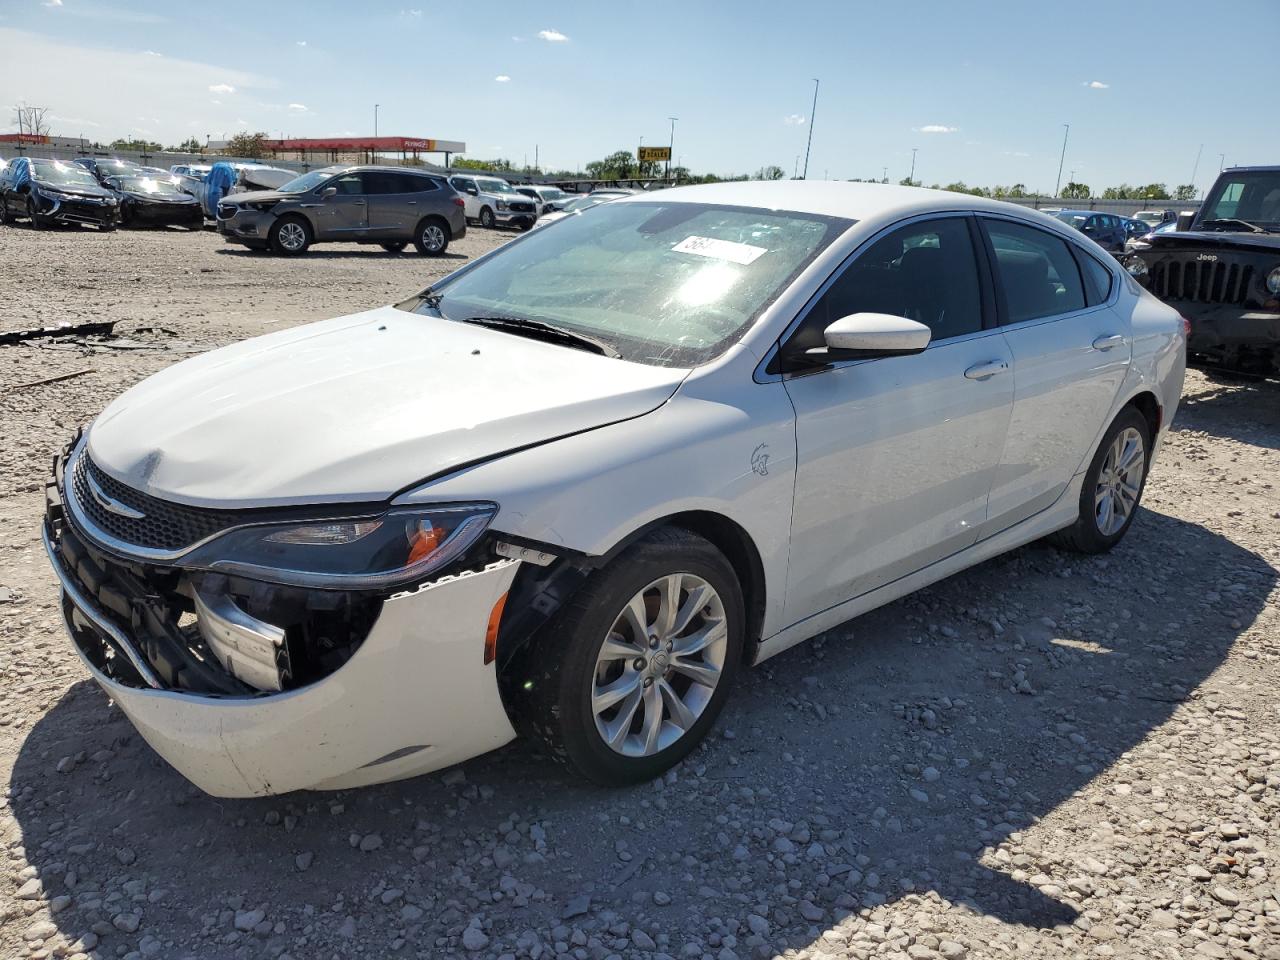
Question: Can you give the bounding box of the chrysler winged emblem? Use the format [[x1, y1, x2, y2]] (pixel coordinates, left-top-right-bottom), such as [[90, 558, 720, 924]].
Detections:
[[86, 471, 146, 519]]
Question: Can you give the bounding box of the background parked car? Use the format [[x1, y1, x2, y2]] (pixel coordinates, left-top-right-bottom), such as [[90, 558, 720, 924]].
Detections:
[[516, 185, 573, 215], [217, 165, 465, 255], [1133, 209, 1176, 228], [104, 174, 204, 229], [530, 192, 622, 229], [0, 157, 118, 230], [72, 157, 143, 185], [1053, 209, 1127, 253], [447, 174, 536, 230]]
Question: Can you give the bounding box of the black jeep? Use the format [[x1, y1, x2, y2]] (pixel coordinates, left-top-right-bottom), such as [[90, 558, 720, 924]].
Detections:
[[1124, 166, 1280, 374]]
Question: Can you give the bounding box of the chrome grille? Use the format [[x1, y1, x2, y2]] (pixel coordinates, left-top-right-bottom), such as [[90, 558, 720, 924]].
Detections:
[[509, 201, 534, 213], [1151, 258, 1253, 304]]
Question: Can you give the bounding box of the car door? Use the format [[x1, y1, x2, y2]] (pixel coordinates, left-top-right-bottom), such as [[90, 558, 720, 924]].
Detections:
[[449, 176, 479, 218], [308, 171, 369, 239], [779, 214, 1014, 623], [978, 216, 1130, 535], [362, 171, 419, 236]]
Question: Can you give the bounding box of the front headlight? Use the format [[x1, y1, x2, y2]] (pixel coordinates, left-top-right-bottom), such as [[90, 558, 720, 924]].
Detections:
[[180, 504, 497, 590], [1126, 258, 1149, 279], [495, 200, 508, 210], [1267, 266, 1280, 295]]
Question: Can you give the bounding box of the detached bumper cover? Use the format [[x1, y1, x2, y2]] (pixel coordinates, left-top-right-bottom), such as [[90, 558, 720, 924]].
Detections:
[[46, 519, 521, 796]]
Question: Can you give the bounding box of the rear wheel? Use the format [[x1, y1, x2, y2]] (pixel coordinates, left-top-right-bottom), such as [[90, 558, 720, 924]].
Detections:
[[27, 198, 44, 229], [380, 241, 407, 254], [269, 215, 312, 255], [413, 218, 450, 256], [1050, 406, 1150, 553], [513, 528, 744, 785], [0, 197, 10, 226], [479, 206, 495, 229]]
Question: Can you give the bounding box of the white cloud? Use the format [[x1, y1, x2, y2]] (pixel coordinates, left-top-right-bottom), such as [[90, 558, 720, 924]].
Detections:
[[208, 83, 236, 94], [400, 8, 422, 17], [296, 40, 307, 47], [783, 114, 806, 126], [1084, 80, 1109, 89], [143, 49, 162, 56], [511, 35, 525, 42], [494, 74, 510, 83], [43, 0, 62, 7], [209, 99, 222, 105], [537, 28, 568, 42], [287, 103, 307, 112], [915, 125, 958, 134]]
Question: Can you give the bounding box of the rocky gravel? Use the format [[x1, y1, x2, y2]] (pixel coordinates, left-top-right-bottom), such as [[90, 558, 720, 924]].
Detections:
[[1, 223, 1278, 960]]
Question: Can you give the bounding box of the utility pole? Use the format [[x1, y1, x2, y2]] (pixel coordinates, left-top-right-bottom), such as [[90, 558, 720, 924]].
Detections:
[[794, 155, 800, 179], [1054, 123, 1070, 198], [1190, 143, 1203, 189], [882, 166, 887, 183], [666, 117, 677, 182], [1218, 153, 1226, 172], [374, 104, 379, 138], [802, 78, 819, 179], [909, 148, 918, 183], [534, 144, 539, 174]]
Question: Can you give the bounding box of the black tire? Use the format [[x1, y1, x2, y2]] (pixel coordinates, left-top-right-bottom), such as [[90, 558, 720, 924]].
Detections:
[[100, 220, 117, 233], [380, 241, 407, 254], [27, 198, 43, 230], [0, 197, 10, 226], [479, 206, 495, 229], [517, 218, 534, 232], [269, 215, 312, 255], [412, 217, 450, 256], [511, 528, 745, 786], [1049, 406, 1151, 554]]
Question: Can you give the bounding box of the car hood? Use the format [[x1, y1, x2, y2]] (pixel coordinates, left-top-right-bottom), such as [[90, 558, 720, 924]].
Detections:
[[35, 181, 113, 200], [87, 305, 688, 508], [1144, 230, 1280, 254], [125, 190, 198, 204], [220, 189, 292, 206]]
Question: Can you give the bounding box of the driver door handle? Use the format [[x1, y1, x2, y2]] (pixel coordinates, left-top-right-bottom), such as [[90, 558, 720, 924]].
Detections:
[[1092, 334, 1125, 351], [352, 199, 366, 205], [964, 359, 1010, 381]]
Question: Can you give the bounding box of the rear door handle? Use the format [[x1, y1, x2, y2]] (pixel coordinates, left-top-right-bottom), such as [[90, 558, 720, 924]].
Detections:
[[963, 359, 1010, 381], [352, 199, 367, 205], [1092, 334, 1125, 351], [407, 201, 417, 205]]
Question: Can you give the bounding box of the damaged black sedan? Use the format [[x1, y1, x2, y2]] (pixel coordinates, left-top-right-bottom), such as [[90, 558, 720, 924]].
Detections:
[[0, 157, 119, 230], [104, 174, 204, 229]]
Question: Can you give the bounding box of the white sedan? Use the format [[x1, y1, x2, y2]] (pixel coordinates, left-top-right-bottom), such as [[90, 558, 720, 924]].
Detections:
[[44, 182, 1185, 796]]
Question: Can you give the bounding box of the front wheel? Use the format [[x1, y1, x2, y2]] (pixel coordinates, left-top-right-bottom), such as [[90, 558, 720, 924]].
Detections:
[[1050, 407, 1150, 553], [513, 528, 744, 785], [27, 199, 44, 229], [413, 218, 449, 256], [269, 215, 312, 255], [478, 206, 495, 229]]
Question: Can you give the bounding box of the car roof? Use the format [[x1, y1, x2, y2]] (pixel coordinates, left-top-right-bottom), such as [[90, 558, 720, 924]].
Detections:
[[613, 180, 1084, 225], [1221, 165, 1280, 174], [1054, 209, 1095, 216]]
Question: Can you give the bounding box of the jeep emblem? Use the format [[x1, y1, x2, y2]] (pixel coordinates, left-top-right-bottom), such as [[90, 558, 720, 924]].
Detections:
[[1196, 253, 1218, 262]]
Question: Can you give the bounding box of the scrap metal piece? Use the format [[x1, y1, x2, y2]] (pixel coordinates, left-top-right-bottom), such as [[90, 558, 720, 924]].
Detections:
[[0, 320, 117, 346]]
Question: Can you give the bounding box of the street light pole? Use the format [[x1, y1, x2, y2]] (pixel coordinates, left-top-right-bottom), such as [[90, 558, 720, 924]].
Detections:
[[667, 117, 677, 182], [1054, 123, 1070, 198], [802, 78, 819, 179], [909, 148, 917, 183], [1218, 153, 1226, 172], [374, 104, 379, 138]]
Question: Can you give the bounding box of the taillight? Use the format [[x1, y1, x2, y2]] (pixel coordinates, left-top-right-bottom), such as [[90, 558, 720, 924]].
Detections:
[[453, 197, 465, 207], [1180, 315, 1192, 338]]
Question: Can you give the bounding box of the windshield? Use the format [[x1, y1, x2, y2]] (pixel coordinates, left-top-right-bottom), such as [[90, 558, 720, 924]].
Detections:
[[415, 201, 849, 366], [1199, 171, 1280, 230], [563, 195, 610, 212], [277, 170, 338, 193], [31, 161, 101, 188], [114, 176, 185, 195], [476, 178, 515, 194], [1054, 212, 1087, 227], [541, 188, 568, 201]]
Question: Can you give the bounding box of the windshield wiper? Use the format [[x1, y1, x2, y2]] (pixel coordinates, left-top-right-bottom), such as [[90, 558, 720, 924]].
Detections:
[[461, 315, 619, 358], [1198, 218, 1265, 234]]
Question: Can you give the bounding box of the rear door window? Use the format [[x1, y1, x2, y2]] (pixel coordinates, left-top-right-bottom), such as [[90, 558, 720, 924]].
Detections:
[[982, 219, 1087, 323], [1074, 249, 1115, 305]]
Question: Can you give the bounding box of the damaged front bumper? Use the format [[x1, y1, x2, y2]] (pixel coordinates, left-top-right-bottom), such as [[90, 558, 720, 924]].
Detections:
[[43, 441, 522, 797]]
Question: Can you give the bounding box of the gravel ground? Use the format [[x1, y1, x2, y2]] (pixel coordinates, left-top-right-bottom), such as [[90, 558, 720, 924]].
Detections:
[[1, 224, 1277, 960]]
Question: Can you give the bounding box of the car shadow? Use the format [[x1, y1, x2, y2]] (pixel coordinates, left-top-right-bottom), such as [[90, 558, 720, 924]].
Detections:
[[213, 247, 469, 261], [9, 507, 1270, 957]]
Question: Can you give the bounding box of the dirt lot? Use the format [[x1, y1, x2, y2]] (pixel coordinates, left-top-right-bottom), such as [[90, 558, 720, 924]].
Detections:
[[1, 224, 1277, 960]]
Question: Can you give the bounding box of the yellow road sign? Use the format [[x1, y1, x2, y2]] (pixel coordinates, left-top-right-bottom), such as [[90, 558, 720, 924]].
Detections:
[[638, 146, 671, 162]]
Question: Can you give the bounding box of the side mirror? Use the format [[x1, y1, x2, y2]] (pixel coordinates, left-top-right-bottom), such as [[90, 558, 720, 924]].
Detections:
[[1081, 224, 1096, 234], [787, 313, 932, 368], [1176, 211, 1195, 232], [466, 187, 478, 196], [321, 186, 338, 198]]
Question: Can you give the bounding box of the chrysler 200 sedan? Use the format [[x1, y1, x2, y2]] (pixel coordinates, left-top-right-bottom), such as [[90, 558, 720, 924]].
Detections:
[[43, 182, 1185, 797]]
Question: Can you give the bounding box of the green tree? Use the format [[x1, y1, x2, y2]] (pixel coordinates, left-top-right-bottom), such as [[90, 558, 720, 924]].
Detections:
[[755, 165, 785, 181], [1138, 183, 1170, 200], [585, 150, 637, 181], [453, 157, 514, 172], [1102, 184, 1140, 200], [169, 136, 203, 153], [898, 176, 921, 187], [1060, 181, 1091, 199], [1174, 184, 1197, 201], [110, 137, 162, 152], [223, 131, 270, 159], [942, 181, 990, 197]]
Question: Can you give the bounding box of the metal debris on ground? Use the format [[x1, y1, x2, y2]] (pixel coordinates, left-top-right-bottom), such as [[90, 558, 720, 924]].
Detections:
[[0, 320, 117, 346], [2, 368, 95, 394]]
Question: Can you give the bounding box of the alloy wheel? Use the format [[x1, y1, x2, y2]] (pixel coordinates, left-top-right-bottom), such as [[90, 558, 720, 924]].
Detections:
[[591, 573, 728, 758], [278, 221, 307, 251], [421, 224, 445, 252], [1094, 426, 1145, 536]]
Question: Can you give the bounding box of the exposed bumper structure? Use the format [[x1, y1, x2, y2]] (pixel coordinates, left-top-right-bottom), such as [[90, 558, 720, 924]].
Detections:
[[46, 520, 521, 796]]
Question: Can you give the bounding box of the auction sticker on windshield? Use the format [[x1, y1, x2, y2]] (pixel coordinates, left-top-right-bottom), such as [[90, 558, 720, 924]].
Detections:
[[672, 235, 768, 265]]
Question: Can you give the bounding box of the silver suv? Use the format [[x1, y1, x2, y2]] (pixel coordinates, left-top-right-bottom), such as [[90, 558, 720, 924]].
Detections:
[[217, 165, 466, 255], [447, 174, 537, 230]]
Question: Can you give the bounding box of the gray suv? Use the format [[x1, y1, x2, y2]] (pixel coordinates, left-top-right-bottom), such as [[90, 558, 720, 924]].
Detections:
[[216, 165, 466, 255]]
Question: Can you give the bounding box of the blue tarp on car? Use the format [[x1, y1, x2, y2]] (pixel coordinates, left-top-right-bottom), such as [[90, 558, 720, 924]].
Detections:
[[201, 162, 238, 217], [10, 158, 32, 190]]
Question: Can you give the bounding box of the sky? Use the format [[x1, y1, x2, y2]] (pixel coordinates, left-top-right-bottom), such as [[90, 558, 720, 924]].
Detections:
[[0, 0, 1275, 195]]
